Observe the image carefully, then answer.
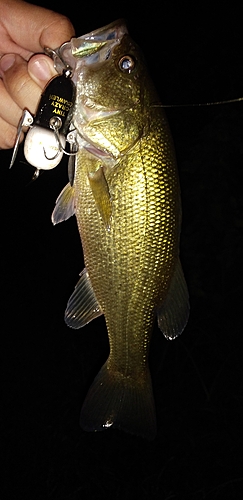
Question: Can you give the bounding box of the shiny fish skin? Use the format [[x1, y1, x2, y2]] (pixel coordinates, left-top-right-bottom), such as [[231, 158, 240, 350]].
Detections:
[[52, 20, 189, 440]]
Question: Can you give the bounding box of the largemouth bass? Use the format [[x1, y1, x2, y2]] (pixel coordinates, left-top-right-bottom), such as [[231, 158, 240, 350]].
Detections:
[[52, 20, 189, 440]]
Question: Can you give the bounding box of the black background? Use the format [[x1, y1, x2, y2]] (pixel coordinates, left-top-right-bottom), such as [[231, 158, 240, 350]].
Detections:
[[2, 1, 243, 498]]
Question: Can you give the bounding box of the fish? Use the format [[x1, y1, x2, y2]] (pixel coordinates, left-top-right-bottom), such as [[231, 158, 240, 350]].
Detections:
[[51, 19, 189, 440]]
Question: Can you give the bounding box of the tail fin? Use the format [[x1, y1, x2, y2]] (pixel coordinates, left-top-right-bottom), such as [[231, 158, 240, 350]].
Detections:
[[80, 362, 157, 440]]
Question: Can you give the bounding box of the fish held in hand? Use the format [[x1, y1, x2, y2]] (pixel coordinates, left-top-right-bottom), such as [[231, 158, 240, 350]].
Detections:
[[52, 20, 189, 440]]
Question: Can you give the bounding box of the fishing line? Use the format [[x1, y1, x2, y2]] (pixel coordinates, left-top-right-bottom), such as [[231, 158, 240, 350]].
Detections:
[[159, 96, 243, 108]]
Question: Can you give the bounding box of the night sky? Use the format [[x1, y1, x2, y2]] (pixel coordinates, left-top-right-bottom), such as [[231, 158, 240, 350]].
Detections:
[[2, 1, 243, 499]]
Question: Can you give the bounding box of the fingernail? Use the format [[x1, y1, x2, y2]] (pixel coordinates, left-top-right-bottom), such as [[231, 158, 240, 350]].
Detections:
[[30, 58, 53, 81], [0, 54, 16, 76]]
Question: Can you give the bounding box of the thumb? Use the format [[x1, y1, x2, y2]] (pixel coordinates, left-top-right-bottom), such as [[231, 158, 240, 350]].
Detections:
[[28, 54, 57, 89]]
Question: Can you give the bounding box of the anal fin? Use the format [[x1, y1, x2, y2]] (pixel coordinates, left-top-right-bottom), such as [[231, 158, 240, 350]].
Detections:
[[157, 259, 190, 340]]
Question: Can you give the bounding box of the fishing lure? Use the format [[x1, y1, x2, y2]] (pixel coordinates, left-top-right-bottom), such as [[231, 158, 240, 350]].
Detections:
[[10, 50, 78, 180]]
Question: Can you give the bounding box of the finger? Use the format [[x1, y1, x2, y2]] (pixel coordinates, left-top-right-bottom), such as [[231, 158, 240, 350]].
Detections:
[[0, 72, 24, 149], [0, 55, 57, 133], [0, 53, 43, 149], [27, 54, 57, 89], [0, 78, 22, 127], [0, 115, 23, 149], [0, 54, 44, 116], [39, 14, 75, 51], [1, 1, 75, 55]]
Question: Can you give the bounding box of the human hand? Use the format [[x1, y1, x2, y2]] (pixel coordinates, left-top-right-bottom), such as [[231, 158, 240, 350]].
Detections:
[[0, 0, 75, 149]]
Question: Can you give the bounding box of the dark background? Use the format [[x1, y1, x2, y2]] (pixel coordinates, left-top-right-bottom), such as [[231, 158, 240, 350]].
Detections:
[[2, 1, 243, 498]]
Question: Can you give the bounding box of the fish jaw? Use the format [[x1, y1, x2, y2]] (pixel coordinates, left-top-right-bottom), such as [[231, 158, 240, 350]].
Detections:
[[54, 20, 128, 81]]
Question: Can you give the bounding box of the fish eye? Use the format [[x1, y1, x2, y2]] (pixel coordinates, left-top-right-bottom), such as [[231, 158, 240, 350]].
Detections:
[[118, 55, 136, 73]]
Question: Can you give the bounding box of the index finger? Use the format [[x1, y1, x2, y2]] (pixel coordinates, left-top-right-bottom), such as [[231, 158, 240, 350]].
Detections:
[[1, 0, 75, 55]]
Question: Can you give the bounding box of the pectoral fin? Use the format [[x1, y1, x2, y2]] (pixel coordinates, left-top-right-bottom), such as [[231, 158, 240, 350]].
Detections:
[[65, 268, 103, 329], [88, 166, 112, 230], [51, 183, 76, 225], [157, 259, 189, 340]]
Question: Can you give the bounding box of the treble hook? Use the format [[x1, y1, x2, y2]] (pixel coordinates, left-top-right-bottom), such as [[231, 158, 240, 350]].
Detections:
[[43, 117, 79, 161]]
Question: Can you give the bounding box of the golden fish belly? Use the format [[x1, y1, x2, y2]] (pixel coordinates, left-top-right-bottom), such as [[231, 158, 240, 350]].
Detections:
[[74, 110, 180, 379]]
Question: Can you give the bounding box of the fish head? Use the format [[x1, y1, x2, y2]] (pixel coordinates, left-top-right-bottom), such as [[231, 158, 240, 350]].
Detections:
[[59, 20, 158, 160]]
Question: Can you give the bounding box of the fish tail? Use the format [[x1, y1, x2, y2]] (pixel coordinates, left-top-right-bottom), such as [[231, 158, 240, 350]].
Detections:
[[80, 362, 157, 440]]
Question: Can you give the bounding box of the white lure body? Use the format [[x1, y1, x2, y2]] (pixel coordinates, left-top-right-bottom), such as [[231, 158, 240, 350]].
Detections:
[[24, 126, 66, 170]]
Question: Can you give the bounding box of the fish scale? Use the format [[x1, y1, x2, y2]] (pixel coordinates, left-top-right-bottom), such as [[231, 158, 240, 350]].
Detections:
[[52, 20, 189, 439], [74, 112, 178, 402]]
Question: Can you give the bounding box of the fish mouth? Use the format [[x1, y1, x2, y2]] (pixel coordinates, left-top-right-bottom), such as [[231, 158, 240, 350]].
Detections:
[[53, 20, 128, 75], [72, 19, 127, 57], [52, 20, 132, 161]]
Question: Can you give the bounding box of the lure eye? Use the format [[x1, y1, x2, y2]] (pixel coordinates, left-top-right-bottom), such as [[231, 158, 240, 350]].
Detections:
[[118, 55, 136, 73]]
